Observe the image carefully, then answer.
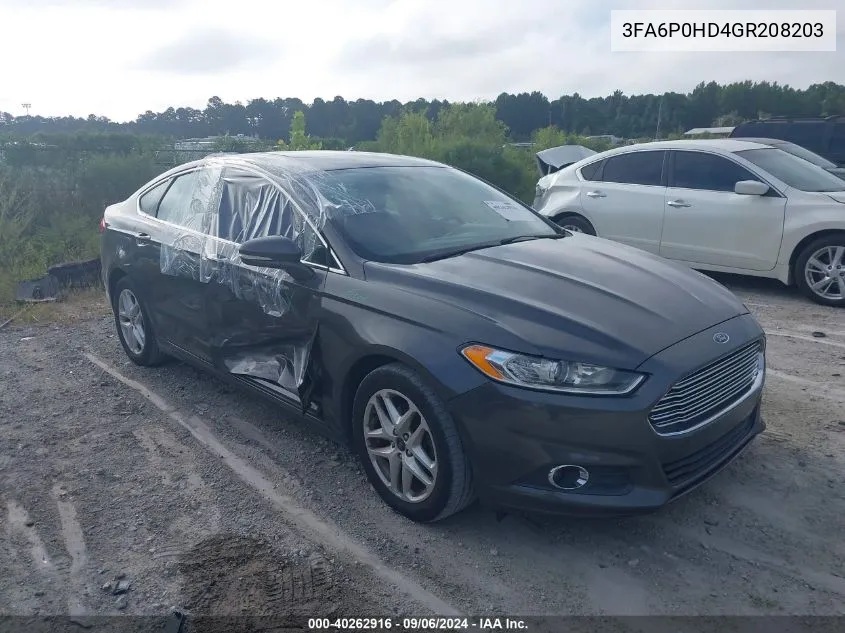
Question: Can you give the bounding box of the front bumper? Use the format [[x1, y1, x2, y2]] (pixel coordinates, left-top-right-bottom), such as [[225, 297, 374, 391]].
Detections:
[[448, 314, 766, 517]]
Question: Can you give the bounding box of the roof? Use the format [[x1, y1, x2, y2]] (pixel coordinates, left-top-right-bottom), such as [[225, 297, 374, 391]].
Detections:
[[589, 139, 771, 158], [683, 127, 735, 135], [242, 150, 444, 172]]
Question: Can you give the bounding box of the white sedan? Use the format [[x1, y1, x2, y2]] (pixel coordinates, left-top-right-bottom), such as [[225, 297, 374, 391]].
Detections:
[[533, 139, 845, 307]]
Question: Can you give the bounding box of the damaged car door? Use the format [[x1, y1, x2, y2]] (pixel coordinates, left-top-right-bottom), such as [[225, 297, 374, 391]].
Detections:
[[148, 165, 222, 361], [204, 166, 328, 413]]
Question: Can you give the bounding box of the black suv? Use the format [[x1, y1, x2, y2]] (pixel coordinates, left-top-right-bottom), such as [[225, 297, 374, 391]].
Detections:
[[730, 116, 845, 167]]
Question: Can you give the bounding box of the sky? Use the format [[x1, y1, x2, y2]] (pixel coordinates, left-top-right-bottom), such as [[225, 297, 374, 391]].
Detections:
[[0, 0, 842, 122]]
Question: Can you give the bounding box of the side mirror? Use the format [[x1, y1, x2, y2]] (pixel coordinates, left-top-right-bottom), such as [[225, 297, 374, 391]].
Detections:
[[238, 235, 313, 280], [735, 180, 770, 196]]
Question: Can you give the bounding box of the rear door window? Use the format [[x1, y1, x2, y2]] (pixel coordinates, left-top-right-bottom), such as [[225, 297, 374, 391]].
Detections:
[[671, 151, 759, 192], [601, 151, 664, 186], [156, 169, 219, 234]]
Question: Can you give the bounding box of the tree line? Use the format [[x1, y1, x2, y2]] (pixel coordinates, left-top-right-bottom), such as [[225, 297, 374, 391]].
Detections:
[[2, 81, 844, 143]]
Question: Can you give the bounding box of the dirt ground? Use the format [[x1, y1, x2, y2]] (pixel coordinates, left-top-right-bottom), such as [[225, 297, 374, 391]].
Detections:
[[1, 273, 844, 630]]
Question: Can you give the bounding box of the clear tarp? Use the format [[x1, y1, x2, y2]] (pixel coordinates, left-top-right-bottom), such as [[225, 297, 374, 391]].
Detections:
[[152, 156, 355, 402]]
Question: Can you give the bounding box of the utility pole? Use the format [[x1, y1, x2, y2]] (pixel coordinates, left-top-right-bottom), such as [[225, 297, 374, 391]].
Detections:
[[21, 103, 31, 116], [654, 95, 663, 140]]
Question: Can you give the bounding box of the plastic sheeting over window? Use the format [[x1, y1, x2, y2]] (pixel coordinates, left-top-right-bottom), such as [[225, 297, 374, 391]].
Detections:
[[152, 159, 328, 401], [217, 167, 320, 260]]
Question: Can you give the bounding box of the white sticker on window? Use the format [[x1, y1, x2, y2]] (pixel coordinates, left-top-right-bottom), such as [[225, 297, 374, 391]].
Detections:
[[484, 200, 525, 221]]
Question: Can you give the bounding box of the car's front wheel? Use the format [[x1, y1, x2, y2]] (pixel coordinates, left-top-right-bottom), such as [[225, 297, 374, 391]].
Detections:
[[352, 363, 474, 522], [112, 277, 168, 365], [794, 235, 845, 307]]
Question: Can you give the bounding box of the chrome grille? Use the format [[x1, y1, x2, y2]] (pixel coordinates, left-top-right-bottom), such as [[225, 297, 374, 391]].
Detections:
[[649, 341, 763, 434]]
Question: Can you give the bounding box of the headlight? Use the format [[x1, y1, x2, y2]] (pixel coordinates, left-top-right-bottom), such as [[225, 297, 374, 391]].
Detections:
[[460, 344, 646, 395]]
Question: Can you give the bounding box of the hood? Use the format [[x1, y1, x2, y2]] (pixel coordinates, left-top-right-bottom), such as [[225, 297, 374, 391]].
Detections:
[[826, 191, 845, 204], [365, 235, 747, 370]]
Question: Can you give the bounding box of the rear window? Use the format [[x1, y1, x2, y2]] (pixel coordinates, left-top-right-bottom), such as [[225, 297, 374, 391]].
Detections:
[[733, 121, 826, 154], [784, 123, 826, 153], [830, 123, 845, 157]]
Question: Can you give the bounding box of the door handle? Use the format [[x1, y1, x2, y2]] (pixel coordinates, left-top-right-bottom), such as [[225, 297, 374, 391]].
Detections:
[[135, 232, 151, 245], [585, 191, 606, 198], [667, 200, 691, 208]]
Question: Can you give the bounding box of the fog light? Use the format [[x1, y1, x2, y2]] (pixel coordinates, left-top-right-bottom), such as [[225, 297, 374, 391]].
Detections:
[[548, 465, 590, 490]]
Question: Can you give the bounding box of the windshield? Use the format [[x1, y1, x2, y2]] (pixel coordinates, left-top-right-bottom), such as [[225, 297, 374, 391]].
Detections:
[[774, 142, 837, 169], [317, 166, 560, 264], [735, 148, 845, 192]]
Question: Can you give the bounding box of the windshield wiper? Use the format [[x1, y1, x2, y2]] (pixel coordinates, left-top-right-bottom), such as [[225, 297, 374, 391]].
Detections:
[[418, 234, 566, 263], [497, 233, 567, 246], [418, 241, 502, 263]]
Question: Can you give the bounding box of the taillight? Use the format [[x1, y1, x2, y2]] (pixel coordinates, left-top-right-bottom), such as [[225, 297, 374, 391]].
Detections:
[[99, 217, 106, 234]]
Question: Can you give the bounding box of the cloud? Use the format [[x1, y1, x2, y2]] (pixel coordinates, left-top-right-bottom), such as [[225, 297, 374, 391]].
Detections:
[[0, 0, 185, 8], [332, 0, 844, 101], [1, 0, 842, 120], [136, 28, 280, 74]]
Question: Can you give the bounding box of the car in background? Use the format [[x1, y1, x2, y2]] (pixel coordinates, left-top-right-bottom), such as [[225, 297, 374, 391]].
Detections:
[[101, 150, 766, 522], [533, 139, 845, 307], [731, 137, 845, 180], [729, 116, 845, 167]]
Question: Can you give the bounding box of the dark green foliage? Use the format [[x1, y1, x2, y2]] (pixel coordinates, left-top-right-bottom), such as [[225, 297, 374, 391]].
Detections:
[[1, 81, 842, 141]]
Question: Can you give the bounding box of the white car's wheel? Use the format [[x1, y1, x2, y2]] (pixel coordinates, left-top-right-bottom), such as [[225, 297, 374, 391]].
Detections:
[[794, 235, 845, 307], [554, 214, 595, 235]]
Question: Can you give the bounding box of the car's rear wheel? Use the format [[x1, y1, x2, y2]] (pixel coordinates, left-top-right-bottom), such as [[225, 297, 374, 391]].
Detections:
[[554, 214, 595, 235], [112, 277, 168, 365], [352, 363, 474, 522], [794, 235, 845, 307]]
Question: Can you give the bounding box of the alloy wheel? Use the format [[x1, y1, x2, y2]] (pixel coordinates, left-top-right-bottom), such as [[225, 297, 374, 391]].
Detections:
[[363, 389, 438, 503], [804, 245, 845, 301], [117, 288, 146, 355]]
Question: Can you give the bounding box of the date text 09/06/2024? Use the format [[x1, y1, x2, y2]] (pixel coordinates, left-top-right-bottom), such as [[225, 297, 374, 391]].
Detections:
[[307, 617, 529, 630]]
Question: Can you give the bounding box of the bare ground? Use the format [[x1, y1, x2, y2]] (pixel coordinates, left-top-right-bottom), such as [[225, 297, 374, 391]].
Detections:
[[1, 274, 844, 629]]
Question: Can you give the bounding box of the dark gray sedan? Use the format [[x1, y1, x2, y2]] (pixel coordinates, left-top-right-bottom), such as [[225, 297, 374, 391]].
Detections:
[[100, 151, 766, 522]]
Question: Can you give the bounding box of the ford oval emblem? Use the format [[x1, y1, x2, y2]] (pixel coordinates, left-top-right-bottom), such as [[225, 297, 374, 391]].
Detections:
[[713, 332, 730, 344]]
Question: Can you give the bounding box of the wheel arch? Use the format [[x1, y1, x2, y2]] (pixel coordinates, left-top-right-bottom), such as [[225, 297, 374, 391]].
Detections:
[[107, 267, 128, 307], [338, 347, 451, 443], [788, 229, 845, 285]]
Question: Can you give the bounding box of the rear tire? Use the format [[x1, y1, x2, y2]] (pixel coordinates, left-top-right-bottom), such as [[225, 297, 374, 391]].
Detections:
[[793, 234, 845, 307], [112, 277, 168, 366], [554, 214, 596, 235], [352, 363, 475, 522]]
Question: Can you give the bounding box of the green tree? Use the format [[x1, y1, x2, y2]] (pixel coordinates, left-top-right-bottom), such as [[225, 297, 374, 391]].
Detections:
[[532, 125, 569, 150], [278, 111, 322, 151], [434, 103, 507, 145]]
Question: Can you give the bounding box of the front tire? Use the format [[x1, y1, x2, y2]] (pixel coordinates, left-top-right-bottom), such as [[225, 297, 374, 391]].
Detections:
[[112, 277, 168, 365], [352, 363, 474, 522], [794, 235, 845, 307], [554, 214, 596, 235]]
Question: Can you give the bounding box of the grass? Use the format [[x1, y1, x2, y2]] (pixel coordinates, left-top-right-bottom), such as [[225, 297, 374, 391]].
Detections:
[[0, 286, 110, 328]]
